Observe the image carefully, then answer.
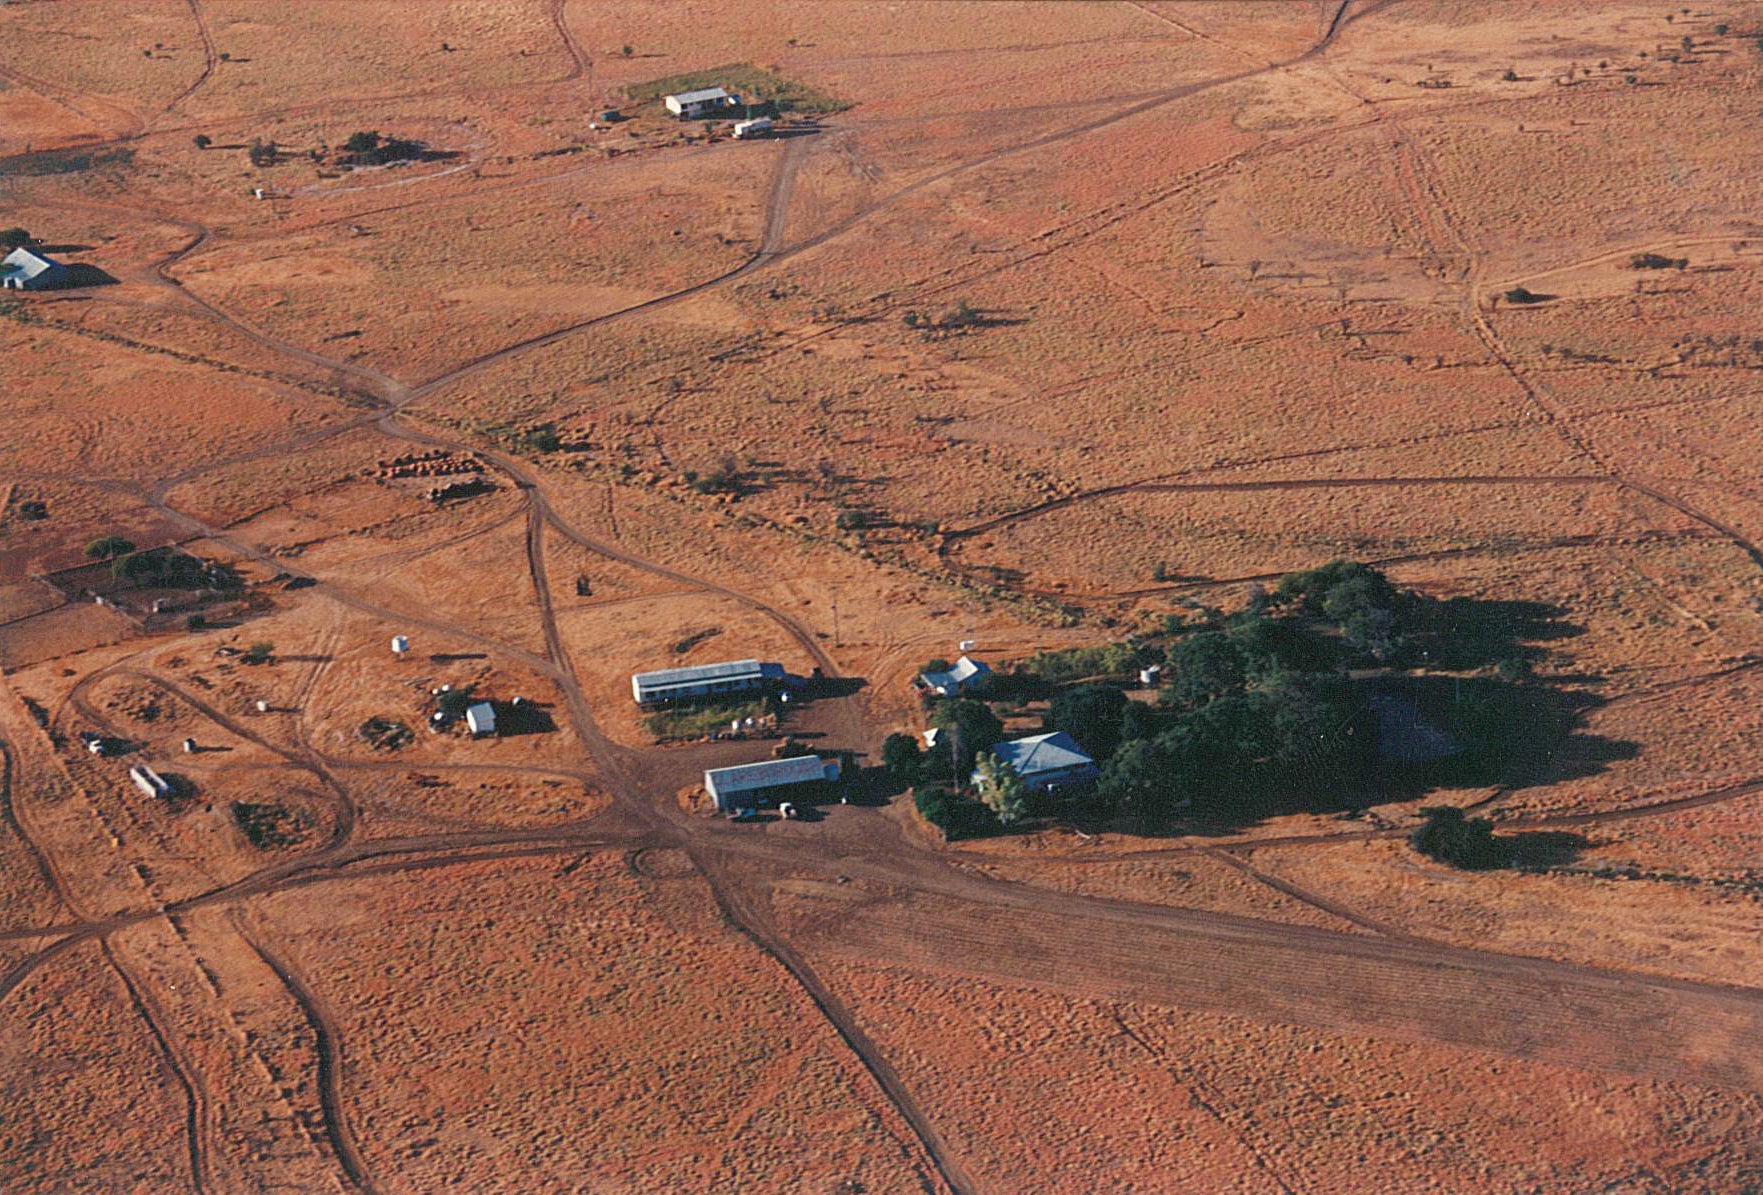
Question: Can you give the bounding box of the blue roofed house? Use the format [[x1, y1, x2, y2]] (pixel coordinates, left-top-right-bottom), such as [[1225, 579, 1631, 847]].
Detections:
[[917, 655, 992, 698], [971, 731, 1101, 794], [1, 247, 70, 291]]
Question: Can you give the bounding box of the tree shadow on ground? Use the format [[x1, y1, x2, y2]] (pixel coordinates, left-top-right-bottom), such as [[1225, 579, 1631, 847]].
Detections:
[[1501, 829, 1590, 869], [496, 700, 557, 737]]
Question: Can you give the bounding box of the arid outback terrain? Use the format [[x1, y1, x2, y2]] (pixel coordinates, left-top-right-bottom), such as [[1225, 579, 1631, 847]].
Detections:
[[7, 0, 1763, 1191]]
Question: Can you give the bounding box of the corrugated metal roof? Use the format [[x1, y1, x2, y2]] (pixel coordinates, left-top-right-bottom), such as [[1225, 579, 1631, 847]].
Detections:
[[919, 655, 991, 692], [1, 247, 59, 281], [633, 658, 781, 691], [668, 86, 733, 105], [465, 701, 496, 732], [705, 753, 833, 796], [987, 731, 1095, 777]]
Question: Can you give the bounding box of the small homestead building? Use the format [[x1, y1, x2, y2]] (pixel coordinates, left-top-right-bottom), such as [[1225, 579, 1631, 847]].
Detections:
[[465, 701, 497, 738], [917, 655, 992, 699], [1, 247, 70, 291], [632, 658, 786, 706], [704, 753, 841, 813], [664, 86, 740, 119], [973, 731, 1100, 794]]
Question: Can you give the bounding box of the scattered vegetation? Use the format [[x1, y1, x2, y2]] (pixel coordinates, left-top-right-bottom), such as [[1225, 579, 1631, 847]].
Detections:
[[0, 147, 134, 178], [357, 717, 414, 751], [645, 698, 768, 742], [337, 130, 424, 166], [231, 801, 310, 848], [242, 640, 275, 665], [1018, 643, 1137, 683], [247, 138, 278, 167], [670, 627, 721, 655], [192, 134, 211, 149], [0, 227, 30, 249], [1628, 252, 1688, 270], [690, 455, 743, 495], [1502, 286, 1548, 304]]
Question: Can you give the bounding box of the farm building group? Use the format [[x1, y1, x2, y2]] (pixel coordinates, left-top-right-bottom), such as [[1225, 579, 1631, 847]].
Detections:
[[661, 85, 774, 139], [631, 658, 842, 816]]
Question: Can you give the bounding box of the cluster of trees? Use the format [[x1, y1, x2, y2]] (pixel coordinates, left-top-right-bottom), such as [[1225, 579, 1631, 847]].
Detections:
[[87, 537, 237, 591], [1, 227, 31, 249], [338, 130, 422, 166], [892, 561, 1562, 840], [884, 698, 1012, 838]]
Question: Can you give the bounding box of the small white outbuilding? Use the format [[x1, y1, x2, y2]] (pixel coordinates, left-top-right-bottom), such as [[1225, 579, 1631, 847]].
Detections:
[[465, 701, 497, 737]]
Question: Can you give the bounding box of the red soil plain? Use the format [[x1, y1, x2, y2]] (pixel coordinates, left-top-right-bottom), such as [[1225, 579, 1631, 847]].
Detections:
[[5, 1, 1763, 1191]]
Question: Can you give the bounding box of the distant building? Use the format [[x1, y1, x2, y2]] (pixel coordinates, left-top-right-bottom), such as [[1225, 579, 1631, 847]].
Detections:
[[129, 764, 173, 799], [917, 655, 992, 698], [631, 659, 786, 706], [1, 247, 70, 291], [704, 753, 840, 813], [971, 731, 1100, 794], [664, 86, 740, 119], [465, 701, 497, 737]]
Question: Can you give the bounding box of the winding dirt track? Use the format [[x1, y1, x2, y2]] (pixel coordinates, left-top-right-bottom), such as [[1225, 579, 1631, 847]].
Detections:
[[105, 938, 214, 1195], [235, 920, 377, 1195], [13, 0, 1763, 1190]]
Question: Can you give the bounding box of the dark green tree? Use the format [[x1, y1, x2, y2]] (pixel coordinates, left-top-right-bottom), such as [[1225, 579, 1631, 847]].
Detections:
[[1047, 684, 1129, 759], [1097, 737, 1185, 825], [1410, 805, 1502, 869], [1162, 631, 1247, 710], [343, 130, 382, 154], [929, 698, 1004, 782], [881, 732, 922, 786]]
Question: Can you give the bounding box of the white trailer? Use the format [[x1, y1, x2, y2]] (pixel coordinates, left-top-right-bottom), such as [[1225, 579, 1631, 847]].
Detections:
[[733, 117, 774, 139]]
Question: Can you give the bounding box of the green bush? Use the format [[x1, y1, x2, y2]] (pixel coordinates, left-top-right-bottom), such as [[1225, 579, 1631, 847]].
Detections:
[[85, 535, 137, 560], [644, 698, 766, 742], [1410, 806, 1503, 869], [913, 784, 996, 840], [1020, 643, 1136, 683], [881, 732, 922, 785]]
